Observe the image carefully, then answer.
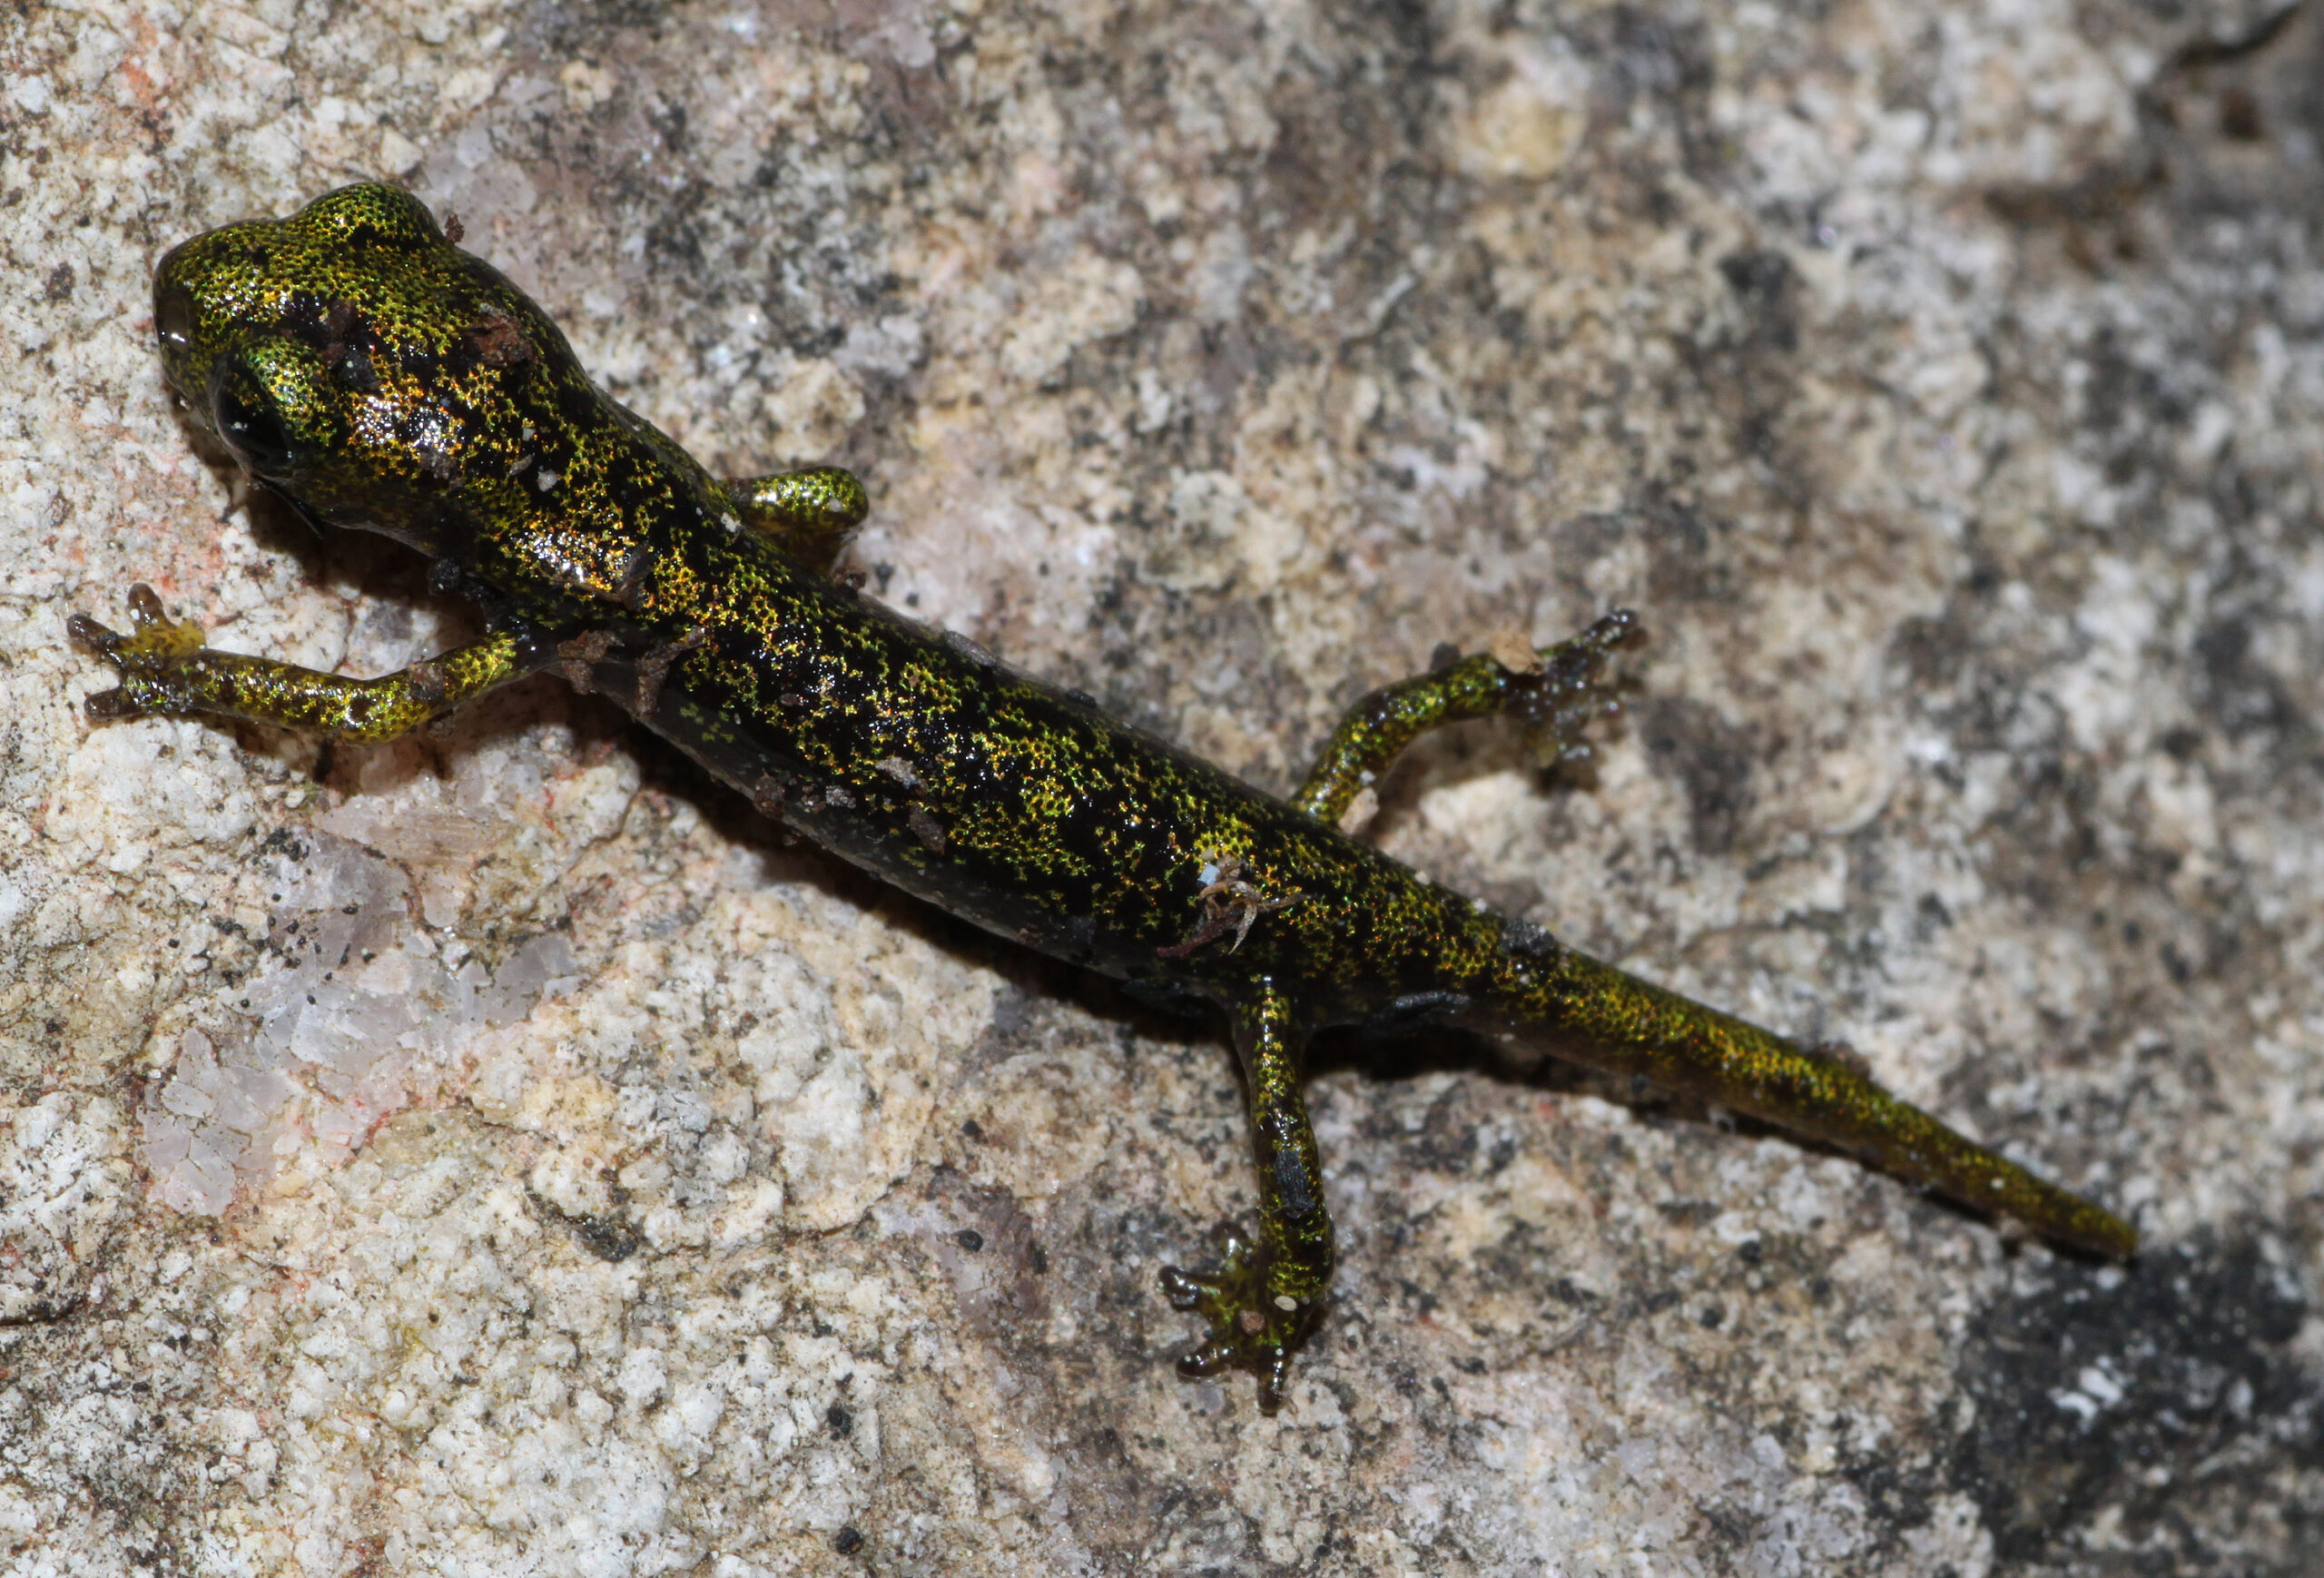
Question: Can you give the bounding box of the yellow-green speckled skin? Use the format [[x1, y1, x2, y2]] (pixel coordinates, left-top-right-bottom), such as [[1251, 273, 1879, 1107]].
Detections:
[[75, 185, 2134, 1413]]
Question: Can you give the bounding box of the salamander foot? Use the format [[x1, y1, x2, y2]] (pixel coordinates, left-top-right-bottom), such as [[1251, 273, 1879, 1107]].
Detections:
[[1160, 1225, 1324, 1415], [68, 583, 207, 720], [1506, 607, 1641, 776]]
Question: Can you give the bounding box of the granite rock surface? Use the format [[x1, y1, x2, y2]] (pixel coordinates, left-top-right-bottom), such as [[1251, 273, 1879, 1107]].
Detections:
[[3, 0, 2321, 1573]]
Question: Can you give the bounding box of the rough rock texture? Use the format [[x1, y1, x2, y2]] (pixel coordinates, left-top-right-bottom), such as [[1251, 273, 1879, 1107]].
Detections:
[[4, 0, 2322, 1573]]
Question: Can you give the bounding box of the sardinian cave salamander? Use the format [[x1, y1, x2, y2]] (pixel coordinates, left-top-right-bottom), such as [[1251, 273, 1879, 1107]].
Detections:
[[72, 185, 2135, 1412]]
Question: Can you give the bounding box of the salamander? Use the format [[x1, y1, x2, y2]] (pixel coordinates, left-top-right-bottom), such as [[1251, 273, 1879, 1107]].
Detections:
[[71, 184, 2136, 1412]]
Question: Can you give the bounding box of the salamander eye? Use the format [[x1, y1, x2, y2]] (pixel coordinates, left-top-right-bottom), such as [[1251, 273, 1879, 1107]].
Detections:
[[155, 287, 195, 351], [212, 368, 296, 477]]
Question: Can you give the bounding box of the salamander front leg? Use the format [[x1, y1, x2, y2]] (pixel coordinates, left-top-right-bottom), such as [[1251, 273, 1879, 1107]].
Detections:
[[1159, 981, 1333, 1414], [1293, 609, 1640, 828], [71, 584, 541, 744], [725, 466, 870, 574]]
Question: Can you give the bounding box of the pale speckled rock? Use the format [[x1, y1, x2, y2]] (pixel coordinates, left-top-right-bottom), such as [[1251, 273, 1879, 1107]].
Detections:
[[4, 0, 2321, 1573]]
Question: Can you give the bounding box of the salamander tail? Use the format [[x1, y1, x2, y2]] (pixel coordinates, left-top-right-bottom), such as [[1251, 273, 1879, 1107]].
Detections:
[[1460, 922, 2137, 1258]]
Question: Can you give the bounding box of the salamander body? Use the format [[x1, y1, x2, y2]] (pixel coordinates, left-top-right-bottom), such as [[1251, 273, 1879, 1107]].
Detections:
[[74, 185, 2135, 1409]]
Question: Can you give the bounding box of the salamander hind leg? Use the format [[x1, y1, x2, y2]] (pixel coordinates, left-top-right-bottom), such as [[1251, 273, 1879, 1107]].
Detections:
[[1158, 981, 1333, 1414], [725, 467, 870, 575], [1293, 609, 1640, 828], [71, 584, 537, 744]]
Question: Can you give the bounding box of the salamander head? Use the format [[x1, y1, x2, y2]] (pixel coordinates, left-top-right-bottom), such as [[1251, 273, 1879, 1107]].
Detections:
[[151, 183, 601, 562]]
